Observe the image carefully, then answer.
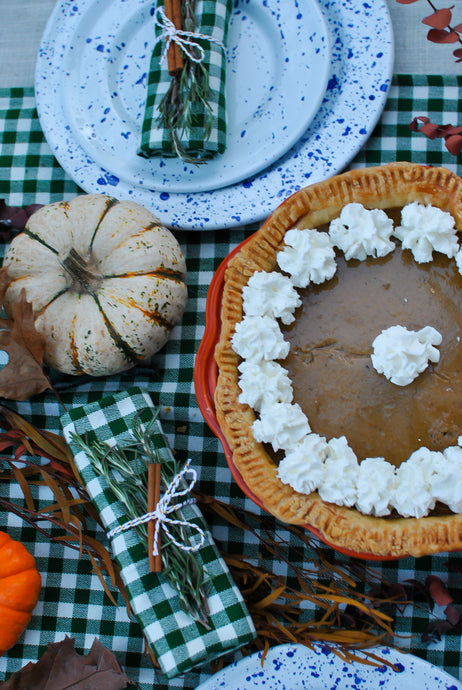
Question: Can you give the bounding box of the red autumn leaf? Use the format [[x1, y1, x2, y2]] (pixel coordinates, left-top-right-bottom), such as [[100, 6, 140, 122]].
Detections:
[[422, 618, 454, 643], [419, 121, 443, 139], [426, 575, 454, 607], [0, 636, 133, 689], [445, 133, 462, 155], [427, 27, 460, 42], [453, 24, 462, 32], [422, 8, 453, 29], [441, 124, 462, 135], [444, 603, 462, 626], [395, 0, 420, 3], [0, 201, 41, 241], [409, 116, 430, 132], [453, 47, 462, 61]]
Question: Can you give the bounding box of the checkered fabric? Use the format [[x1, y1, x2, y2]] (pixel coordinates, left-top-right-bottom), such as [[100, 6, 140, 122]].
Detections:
[[1, 76, 462, 688], [60, 388, 256, 679], [138, 0, 232, 160]]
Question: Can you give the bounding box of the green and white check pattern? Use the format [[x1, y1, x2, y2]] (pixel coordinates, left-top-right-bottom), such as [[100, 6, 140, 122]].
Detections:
[[1, 76, 462, 688], [138, 0, 232, 160], [60, 388, 256, 679]]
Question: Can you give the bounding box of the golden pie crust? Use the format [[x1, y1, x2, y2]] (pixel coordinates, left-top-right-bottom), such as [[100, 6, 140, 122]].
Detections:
[[214, 162, 462, 558]]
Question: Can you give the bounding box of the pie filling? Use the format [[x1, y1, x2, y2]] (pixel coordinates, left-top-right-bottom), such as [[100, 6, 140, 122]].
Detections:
[[282, 240, 462, 467], [231, 202, 462, 519]]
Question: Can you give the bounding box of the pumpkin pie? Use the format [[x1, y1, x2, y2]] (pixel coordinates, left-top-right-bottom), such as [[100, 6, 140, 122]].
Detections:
[[214, 162, 462, 558]]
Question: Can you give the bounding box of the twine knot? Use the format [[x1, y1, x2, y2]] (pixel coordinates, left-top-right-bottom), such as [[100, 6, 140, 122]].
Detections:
[[107, 459, 205, 557], [155, 6, 226, 65]]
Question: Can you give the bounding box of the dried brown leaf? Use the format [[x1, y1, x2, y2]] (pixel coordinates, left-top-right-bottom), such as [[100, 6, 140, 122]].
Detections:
[[87, 550, 120, 608], [39, 469, 72, 524], [0, 636, 133, 689], [0, 405, 73, 465], [11, 463, 36, 512], [0, 272, 52, 400]]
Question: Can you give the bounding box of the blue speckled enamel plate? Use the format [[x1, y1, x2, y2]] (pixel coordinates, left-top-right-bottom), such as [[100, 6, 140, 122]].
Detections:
[[35, 0, 393, 230], [196, 644, 462, 690], [35, 0, 329, 196]]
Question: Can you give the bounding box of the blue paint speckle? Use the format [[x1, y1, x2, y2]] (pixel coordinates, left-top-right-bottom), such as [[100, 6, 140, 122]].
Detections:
[[327, 74, 340, 91], [97, 172, 119, 187]]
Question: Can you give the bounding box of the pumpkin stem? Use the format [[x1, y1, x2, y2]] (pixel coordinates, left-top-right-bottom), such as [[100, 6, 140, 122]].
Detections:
[[62, 248, 103, 295]]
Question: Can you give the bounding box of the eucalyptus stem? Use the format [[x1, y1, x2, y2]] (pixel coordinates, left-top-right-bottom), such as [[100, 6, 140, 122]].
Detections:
[[71, 417, 211, 627]]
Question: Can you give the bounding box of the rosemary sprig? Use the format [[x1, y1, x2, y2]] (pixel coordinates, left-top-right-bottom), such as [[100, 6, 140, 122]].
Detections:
[[71, 417, 211, 628], [157, 0, 214, 165]]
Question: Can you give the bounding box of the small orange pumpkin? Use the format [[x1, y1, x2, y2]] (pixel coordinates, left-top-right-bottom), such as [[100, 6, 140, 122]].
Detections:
[[0, 530, 41, 656]]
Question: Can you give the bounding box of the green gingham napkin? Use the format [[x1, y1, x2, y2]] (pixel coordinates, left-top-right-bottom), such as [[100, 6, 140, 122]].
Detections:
[[60, 387, 256, 679], [138, 0, 232, 160]]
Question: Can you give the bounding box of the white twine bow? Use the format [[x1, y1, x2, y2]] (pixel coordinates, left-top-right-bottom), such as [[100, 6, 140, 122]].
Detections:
[[155, 6, 226, 65], [107, 459, 205, 557]]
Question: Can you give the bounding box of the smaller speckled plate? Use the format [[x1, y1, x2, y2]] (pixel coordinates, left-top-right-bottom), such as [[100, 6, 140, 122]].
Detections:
[[196, 644, 462, 690], [35, 0, 329, 194]]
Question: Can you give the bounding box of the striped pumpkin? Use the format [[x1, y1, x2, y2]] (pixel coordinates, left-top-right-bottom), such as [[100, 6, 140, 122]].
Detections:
[[2, 195, 187, 376]]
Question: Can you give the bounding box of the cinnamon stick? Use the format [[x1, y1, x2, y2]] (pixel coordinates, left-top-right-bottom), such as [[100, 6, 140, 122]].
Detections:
[[164, 0, 184, 76], [148, 462, 162, 572]]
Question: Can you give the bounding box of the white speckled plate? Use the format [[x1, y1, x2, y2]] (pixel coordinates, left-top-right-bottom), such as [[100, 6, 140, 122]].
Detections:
[[196, 644, 462, 690], [36, 0, 393, 230], [35, 0, 329, 196]]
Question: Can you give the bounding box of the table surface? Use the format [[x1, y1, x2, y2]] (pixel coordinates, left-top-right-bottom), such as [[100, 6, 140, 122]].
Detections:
[[1, 0, 462, 85], [1, 1, 462, 690]]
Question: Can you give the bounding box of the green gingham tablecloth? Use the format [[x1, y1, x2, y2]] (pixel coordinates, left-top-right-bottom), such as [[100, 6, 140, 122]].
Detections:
[[1, 75, 462, 688]]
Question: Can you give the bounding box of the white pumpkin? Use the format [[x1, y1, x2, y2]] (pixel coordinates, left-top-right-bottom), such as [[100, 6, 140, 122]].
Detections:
[[2, 195, 187, 376]]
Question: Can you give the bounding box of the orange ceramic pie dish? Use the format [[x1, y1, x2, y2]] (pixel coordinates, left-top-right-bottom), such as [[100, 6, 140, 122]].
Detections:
[[195, 162, 462, 559]]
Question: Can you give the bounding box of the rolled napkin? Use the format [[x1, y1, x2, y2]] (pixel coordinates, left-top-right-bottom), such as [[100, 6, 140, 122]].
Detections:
[[138, 0, 232, 161], [60, 387, 256, 679]]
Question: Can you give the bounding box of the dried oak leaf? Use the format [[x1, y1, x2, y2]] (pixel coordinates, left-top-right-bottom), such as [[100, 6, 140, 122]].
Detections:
[[0, 267, 52, 401], [0, 636, 133, 690]]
